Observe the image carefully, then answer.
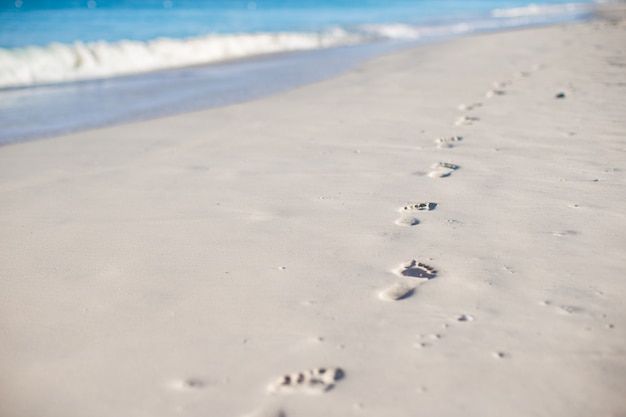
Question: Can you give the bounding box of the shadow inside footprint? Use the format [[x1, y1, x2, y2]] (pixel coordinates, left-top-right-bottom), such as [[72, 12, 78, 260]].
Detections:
[[435, 136, 463, 149], [330, 368, 346, 382], [400, 202, 437, 212], [269, 367, 345, 394], [399, 260, 437, 280]]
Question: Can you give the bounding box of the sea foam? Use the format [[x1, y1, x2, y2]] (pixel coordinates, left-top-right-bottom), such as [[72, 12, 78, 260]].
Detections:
[[0, 22, 507, 88], [0, 29, 366, 88], [491, 2, 588, 18], [0, 2, 591, 89]]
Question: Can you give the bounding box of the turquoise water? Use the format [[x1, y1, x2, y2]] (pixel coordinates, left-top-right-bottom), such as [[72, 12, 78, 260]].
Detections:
[[0, 0, 598, 143], [0, 0, 596, 47]]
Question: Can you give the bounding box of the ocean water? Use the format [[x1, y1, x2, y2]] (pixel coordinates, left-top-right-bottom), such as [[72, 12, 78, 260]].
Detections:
[[0, 0, 599, 143]]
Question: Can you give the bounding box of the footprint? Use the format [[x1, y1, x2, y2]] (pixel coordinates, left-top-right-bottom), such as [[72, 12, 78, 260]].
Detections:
[[168, 378, 207, 390], [552, 230, 578, 237], [268, 367, 345, 394], [557, 305, 585, 315], [394, 260, 438, 280], [457, 314, 474, 322], [455, 116, 480, 126], [379, 282, 416, 301], [435, 136, 463, 149], [394, 216, 420, 227], [428, 162, 460, 178], [493, 80, 512, 88], [486, 89, 506, 98], [458, 102, 483, 111], [415, 333, 444, 348], [399, 202, 437, 212], [381, 261, 437, 302]]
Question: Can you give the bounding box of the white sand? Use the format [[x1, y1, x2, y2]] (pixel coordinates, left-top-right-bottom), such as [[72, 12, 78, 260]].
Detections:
[[1, 16, 625, 417]]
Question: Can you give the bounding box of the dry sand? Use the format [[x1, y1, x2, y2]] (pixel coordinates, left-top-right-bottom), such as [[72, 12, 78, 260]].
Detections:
[[1, 15, 625, 417]]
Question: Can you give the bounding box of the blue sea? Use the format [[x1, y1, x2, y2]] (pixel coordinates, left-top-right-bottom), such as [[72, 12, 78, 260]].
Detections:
[[0, 0, 600, 144]]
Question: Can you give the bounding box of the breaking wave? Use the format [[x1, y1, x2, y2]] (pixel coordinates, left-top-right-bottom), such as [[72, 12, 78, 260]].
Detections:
[[0, 29, 368, 88], [491, 2, 589, 17], [0, 2, 592, 88]]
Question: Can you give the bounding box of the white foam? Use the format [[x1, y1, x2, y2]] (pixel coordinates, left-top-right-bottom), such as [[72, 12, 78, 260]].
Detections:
[[0, 2, 593, 89], [3, 23, 448, 88], [491, 2, 589, 18], [358, 23, 424, 40], [0, 29, 364, 88], [358, 22, 481, 40]]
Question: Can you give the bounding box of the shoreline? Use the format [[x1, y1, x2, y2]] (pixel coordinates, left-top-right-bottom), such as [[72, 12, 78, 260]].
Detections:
[[0, 10, 598, 146], [1, 14, 626, 417], [0, 38, 416, 145]]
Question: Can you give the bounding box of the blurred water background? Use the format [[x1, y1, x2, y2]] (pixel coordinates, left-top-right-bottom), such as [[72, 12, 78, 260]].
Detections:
[[0, 0, 601, 143]]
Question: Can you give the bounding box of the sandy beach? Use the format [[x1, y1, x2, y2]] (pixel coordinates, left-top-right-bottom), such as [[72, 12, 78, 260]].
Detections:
[[1, 11, 625, 417]]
